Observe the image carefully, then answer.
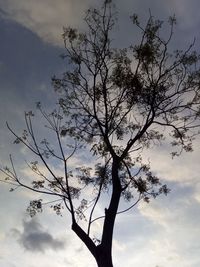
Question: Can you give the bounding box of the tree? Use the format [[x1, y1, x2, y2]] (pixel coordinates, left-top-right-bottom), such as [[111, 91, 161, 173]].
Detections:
[[1, 1, 200, 267]]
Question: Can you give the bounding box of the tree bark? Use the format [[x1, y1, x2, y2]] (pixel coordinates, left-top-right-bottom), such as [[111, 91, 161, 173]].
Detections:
[[95, 244, 114, 267], [72, 222, 97, 259], [94, 158, 121, 267], [72, 158, 121, 267]]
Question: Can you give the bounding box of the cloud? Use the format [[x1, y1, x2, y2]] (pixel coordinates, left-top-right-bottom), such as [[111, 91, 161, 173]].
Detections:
[[163, 0, 200, 29], [141, 136, 200, 185], [0, 0, 94, 46], [1, 0, 199, 50], [110, 192, 200, 267], [193, 185, 200, 203], [136, 194, 200, 267], [12, 218, 65, 253]]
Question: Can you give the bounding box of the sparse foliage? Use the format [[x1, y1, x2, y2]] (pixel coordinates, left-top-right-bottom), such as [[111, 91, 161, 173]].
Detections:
[[1, 2, 200, 267]]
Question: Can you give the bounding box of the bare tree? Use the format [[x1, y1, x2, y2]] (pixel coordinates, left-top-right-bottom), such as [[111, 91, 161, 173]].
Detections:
[[1, 1, 200, 267]]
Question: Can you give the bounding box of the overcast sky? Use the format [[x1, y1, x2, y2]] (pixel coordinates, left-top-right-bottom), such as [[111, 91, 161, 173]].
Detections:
[[0, 1, 200, 267]]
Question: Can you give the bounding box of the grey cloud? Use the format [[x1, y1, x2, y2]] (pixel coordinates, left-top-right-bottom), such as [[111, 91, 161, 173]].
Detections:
[[13, 219, 65, 253], [1, 0, 200, 48]]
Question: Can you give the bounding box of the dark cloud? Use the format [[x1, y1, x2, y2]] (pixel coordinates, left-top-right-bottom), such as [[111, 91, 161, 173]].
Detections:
[[12, 219, 65, 253]]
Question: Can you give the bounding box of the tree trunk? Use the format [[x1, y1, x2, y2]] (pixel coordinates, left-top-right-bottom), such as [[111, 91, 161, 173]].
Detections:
[[96, 258, 113, 267], [93, 158, 121, 267], [95, 244, 114, 267], [72, 158, 121, 267]]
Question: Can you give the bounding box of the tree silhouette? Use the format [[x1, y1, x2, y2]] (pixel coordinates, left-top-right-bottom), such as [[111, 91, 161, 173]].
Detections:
[[1, 1, 200, 267]]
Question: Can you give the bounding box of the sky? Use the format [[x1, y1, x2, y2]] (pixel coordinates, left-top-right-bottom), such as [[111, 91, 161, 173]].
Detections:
[[0, 0, 200, 267]]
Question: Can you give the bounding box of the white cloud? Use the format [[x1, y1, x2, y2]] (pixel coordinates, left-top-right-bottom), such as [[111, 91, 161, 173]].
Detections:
[[142, 137, 200, 184], [192, 182, 200, 203], [113, 238, 126, 251], [136, 196, 200, 267], [0, 0, 94, 46], [1, 0, 199, 50]]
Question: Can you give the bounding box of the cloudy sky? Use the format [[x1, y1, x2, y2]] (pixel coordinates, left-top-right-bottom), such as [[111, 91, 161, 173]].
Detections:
[[0, 0, 200, 267]]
